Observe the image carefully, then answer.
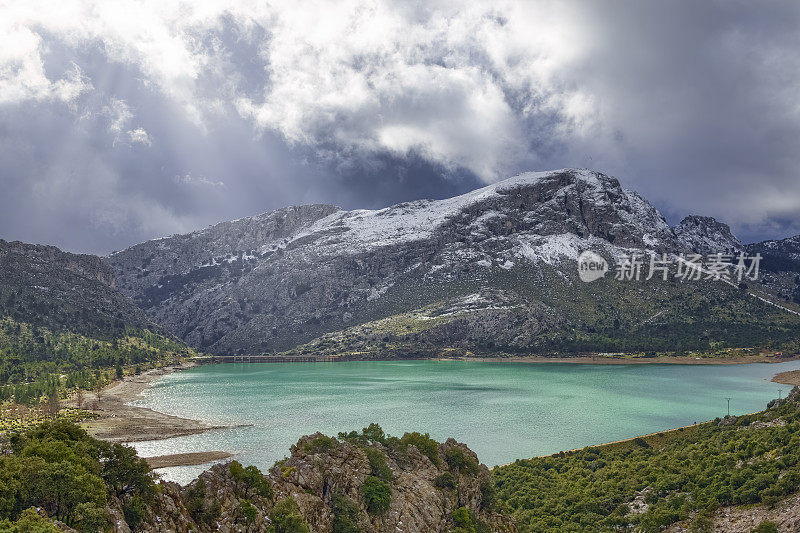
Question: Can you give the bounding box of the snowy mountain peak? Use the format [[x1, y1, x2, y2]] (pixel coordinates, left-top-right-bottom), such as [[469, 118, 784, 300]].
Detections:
[[673, 215, 743, 255], [293, 168, 677, 255]]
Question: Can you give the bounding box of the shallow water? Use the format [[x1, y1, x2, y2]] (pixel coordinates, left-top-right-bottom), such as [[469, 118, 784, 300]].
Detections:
[[131, 359, 800, 484]]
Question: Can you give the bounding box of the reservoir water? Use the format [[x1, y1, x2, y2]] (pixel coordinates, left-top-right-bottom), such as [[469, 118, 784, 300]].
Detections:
[[131, 359, 800, 484]]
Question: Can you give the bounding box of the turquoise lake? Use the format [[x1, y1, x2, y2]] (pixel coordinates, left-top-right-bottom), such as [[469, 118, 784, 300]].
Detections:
[[131, 360, 800, 484]]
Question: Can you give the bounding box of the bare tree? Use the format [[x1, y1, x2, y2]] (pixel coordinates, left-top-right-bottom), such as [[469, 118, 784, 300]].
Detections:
[[75, 388, 84, 409], [93, 378, 104, 407], [45, 391, 60, 418]]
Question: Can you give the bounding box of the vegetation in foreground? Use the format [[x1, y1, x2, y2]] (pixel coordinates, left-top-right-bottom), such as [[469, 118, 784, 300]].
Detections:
[[0, 421, 504, 532], [0, 420, 155, 531], [2, 398, 800, 532], [493, 388, 800, 532]]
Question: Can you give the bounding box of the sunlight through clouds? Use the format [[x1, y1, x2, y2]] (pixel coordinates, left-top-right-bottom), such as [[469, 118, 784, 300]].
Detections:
[[2, 0, 800, 251]]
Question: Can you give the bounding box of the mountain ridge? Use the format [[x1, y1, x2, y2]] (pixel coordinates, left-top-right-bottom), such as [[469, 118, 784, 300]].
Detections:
[[105, 168, 800, 356]]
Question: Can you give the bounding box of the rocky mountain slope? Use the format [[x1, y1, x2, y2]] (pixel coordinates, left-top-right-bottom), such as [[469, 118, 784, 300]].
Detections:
[[107, 169, 800, 356], [747, 235, 800, 305], [0, 240, 191, 391], [0, 239, 153, 338], [673, 215, 743, 255]]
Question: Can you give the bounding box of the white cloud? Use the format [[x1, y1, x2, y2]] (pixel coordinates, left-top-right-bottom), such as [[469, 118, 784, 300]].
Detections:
[[0, 0, 599, 181], [174, 174, 225, 188], [0, 16, 92, 105], [3, 0, 800, 243], [101, 97, 152, 146], [235, 1, 593, 181], [128, 127, 152, 146]]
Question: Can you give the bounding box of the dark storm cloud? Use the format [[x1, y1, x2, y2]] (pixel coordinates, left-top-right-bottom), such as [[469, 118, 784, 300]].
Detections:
[[1, 1, 799, 253]]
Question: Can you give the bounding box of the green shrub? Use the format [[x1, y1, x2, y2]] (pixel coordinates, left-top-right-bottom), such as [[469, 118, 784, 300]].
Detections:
[[444, 447, 479, 475], [434, 472, 457, 490], [450, 506, 490, 533], [304, 435, 337, 453], [494, 397, 800, 532], [186, 478, 220, 524], [338, 423, 387, 445], [478, 479, 495, 510], [363, 447, 392, 481], [400, 432, 440, 466], [0, 508, 61, 532], [268, 497, 310, 533], [230, 460, 274, 499], [361, 476, 391, 514], [752, 521, 779, 533], [239, 500, 257, 526], [453, 506, 473, 528], [122, 495, 147, 529], [331, 492, 361, 533]]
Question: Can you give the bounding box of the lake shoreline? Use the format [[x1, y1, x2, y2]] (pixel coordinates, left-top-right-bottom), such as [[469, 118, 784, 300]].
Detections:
[[77, 362, 226, 444], [145, 451, 232, 469], [772, 369, 800, 386], [84, 355, 798, 472], [438, 354, 800, 365]]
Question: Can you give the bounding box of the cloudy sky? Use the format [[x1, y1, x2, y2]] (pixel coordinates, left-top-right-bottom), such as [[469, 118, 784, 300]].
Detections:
[[1, 0, 799, 254]]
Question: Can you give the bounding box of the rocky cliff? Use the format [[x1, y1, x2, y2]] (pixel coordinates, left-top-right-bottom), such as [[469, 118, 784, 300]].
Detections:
[[123, 430, 513, 532], [747, 235, 800, 305], [673, 215, 743, 255]]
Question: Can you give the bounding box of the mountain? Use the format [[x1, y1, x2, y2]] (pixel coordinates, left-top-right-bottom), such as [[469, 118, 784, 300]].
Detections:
[[747, 235, 800, 305], [107, 169, 800, 357], [0, 239, 189, 387], [0, 239, 152, 338], [673, 215, 743, 255]]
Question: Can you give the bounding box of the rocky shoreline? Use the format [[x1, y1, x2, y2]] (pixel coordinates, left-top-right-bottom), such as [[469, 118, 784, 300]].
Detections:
[[200, 352, 800, 365]]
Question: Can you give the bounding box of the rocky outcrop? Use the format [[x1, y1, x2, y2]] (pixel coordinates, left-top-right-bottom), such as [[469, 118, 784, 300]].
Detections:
[[125, 432, 514, 532], [673, 215, 743, 255], [746, 234, 800, 305]]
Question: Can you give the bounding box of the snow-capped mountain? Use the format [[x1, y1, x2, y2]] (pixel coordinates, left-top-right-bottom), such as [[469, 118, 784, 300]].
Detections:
[[673, 215, 743, 255], [107, 169, 800, 356]]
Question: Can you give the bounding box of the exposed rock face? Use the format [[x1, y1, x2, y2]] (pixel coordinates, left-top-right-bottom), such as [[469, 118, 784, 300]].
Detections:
[[0, 239, 152, 337], [673, 215, 743, 255], [126, 433, 513, 532]]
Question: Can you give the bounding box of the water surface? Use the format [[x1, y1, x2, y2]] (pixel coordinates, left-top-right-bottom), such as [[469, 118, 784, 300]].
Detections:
[[131, 359, 800, 484]]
